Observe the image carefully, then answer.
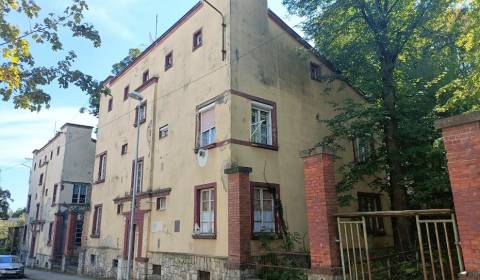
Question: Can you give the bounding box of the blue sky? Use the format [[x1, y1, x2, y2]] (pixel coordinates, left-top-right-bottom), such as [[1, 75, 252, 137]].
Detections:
[[0, 0, 302, 211]]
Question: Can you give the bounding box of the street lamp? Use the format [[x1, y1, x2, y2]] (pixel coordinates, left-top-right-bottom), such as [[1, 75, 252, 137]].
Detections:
[[126, 91, 143, 280]]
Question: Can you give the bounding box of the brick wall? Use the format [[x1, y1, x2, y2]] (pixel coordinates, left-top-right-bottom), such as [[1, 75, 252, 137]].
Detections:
[[301, 147, 340, 273], [225, 166, 252, 268], [436, 111, 480, 276]]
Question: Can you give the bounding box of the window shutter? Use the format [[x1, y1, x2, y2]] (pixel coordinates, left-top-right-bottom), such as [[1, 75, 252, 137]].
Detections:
[[200, 108, 215, 133]]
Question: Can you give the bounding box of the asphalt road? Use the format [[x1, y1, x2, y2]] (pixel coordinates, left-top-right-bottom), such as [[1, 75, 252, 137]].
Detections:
[[12, 268, 94, 280]]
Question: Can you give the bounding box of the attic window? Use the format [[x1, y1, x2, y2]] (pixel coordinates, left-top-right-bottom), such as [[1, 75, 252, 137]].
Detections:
[[193, 29, 203, 50], [165, 52, 173, 71], [310, 62, 322, 81], [142, 70, 149, 84]]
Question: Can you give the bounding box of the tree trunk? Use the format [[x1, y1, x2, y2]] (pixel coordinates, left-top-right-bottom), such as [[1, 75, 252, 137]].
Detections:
[[380, 55, 411, 250]]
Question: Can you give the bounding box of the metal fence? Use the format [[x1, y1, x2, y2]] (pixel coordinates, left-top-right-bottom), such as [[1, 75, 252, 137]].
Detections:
[[336, 209, 464, 280]]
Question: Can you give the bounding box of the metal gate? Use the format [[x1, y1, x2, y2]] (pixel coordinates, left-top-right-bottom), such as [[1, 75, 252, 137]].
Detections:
[[337, 209, 465, 280]]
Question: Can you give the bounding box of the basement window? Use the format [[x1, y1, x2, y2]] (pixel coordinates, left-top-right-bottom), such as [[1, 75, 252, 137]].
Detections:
[[198, 271, 210, 280], [152, 264, 161, 275]]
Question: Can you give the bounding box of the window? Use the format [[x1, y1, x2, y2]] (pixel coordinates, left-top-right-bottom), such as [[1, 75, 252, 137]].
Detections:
[[353, 137, 373, 163], [198, 271, 210, 280], [50, 151, 53, 160], [23, 226, 27, 243], [38, 173, 44, 185], [152, 264, 161, 275], [156, 196, 166, 210], [142, 70, 149, 84], [124, 86, 129, 101], [56, 146, 60, 155], [193, 29, 203, 50], [74, 220, 83, 246], [251, 102, 273, 145], [131, 159, 144, 194], [97, 152, 107, 182], [198, 103, 216, 147], [358, 193, 385, 235], [121, 144, 128, 155], [72, 184, 87, 204], [34, 163, 36, 171], [45, 189, 48, 196], [39, 159, 42, 166], [52, 184, 58, 206], [90, 254, 96, 265], [112, 259, 119, 268], [117, 204, 123, 215], [92, 205, 102, 237], [159, 125, 168, 139], [253, 187, 276, 234], [165, 51, 173, 70], [47, 222, 54, 244], [194, 185, 216, 235], [108, 98, 113, 112], [310, 62, 322, 81], [35, 204, 40, 220], [26, 195, 31, 213], [134, 103, 147, 125], [44, 155, 47, 162], [174, 220, 180, 232]]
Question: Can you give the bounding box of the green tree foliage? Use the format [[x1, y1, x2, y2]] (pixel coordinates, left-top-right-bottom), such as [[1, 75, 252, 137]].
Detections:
[[283, 0, 479, 247], [111, 48, 141, 75], [0, 0, 105, 111], [0, 188, 11, 220], [9, 208, 25, 219]]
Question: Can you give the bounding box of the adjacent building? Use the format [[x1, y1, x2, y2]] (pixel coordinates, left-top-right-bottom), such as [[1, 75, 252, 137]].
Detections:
[[81, 0, 391, 279], [23, 123, 96, 272]]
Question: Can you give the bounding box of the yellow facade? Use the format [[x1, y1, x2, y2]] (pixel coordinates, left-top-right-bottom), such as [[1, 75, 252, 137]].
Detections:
[[83, 1, 391, 278]]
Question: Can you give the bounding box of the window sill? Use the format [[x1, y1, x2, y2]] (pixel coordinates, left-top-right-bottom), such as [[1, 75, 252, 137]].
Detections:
[[133, 119, 146, 127], [192, 45, 202, 52], [251, 232, 281, 240], [90, 234, 100, 239], [156, 208, 166, 212], [192, 233, 216, 240], [164, 65, 173, 71], [250, 142, 278, 151], [93, 179, 105, 185]]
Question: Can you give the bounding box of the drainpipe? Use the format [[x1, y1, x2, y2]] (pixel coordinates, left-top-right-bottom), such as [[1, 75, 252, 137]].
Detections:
[[203, 0, 226, 61]]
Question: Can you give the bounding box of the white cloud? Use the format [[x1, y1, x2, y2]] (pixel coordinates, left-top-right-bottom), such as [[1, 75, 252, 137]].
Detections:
[[0, 107, 97, 167]]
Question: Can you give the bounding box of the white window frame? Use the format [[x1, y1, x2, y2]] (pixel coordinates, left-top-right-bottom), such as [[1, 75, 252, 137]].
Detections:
[[199, 189, 215, 234], [134, 160, 143, 194], [250, 101, 273, 146], [157, 196, 166, 211], [159, 125, 169, 139], [74, 220, 83, 246], [354, 137, 372, 163], [198, 103, 216, 147], [253, 187, 276, 233], [72, 184, 88, 204], [138, 104, 146, 122], [94, 206, 102, 236], [98, 154, 107, 181]]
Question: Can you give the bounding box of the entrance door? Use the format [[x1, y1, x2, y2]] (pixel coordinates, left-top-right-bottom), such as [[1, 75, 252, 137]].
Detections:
[[29, 234, 36, 258]]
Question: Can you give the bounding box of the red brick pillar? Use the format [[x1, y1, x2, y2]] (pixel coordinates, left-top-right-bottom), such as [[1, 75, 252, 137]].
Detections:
[[225, 166, 252, 268], [52, 213, 64, 257], [64, 212, 77, 256], [301, 146, 340, 275], [436, 111, 480, 278]]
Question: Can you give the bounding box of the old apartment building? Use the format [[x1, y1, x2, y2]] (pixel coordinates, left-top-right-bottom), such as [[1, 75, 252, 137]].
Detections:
[[81, 0, 391, 279], [23, 123, 96, 272]]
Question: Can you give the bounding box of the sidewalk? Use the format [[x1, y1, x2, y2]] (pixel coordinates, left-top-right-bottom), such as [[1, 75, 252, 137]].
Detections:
[[24, 268, 94, 280]]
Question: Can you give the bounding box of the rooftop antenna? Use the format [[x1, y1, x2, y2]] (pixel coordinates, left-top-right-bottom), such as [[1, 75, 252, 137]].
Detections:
[[155, 14, 158, 39]]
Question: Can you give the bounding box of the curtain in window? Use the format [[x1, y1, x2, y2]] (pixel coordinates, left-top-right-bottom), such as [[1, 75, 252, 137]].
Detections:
[[253, 188, 275, 233], [200, 107, 215, 146]]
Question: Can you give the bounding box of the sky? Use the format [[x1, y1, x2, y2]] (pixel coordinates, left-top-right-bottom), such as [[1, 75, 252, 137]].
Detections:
[[0, 0, 303, 211]]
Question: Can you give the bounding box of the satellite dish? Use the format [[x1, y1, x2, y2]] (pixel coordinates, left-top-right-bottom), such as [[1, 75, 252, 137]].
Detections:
[[197, 148, 208, 167]]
